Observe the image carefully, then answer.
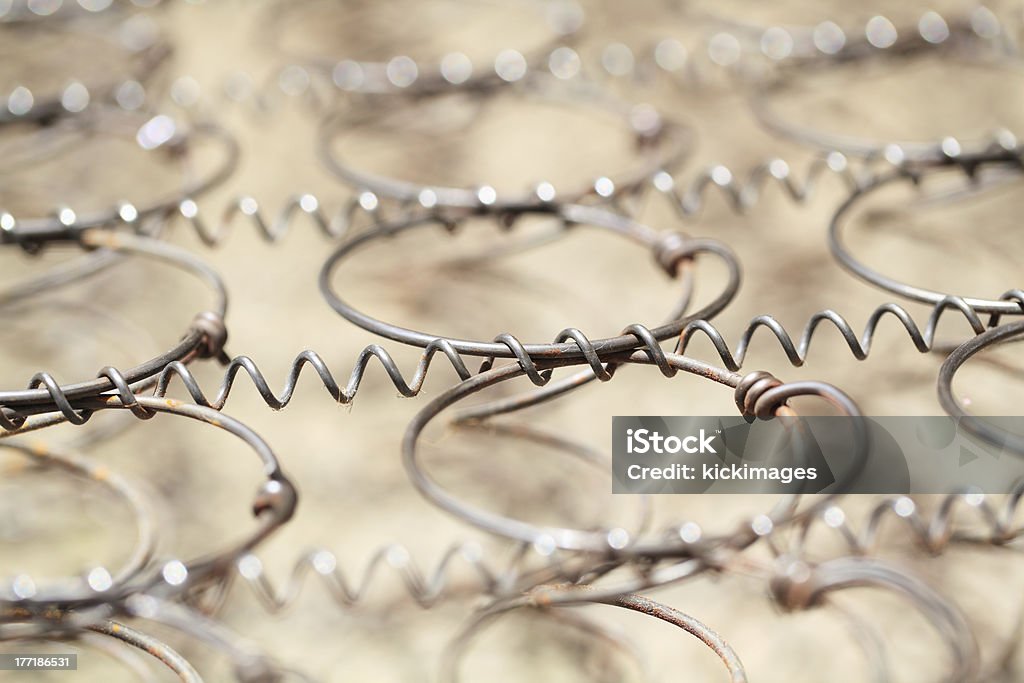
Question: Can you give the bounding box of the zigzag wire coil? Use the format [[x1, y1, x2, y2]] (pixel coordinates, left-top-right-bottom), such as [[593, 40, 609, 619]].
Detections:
[[8, 4, 1024, 681], [220, 467, 1024, 615], [143, 143, 1022, 245], [648, 153, 866, 217], [792, 484, 1024, 557], [673, 296, 1014, 371], [0, 151, 904, 249], [172, 192, 378, 246], [0, 324, 675, 428], [161, 167, 827, 245], [9, 132, 1015, 249], [222, 542, 574, 613], [176, 154, 872, 234], [7, 288, 1020, 429], [647, 134, 1024, 217]]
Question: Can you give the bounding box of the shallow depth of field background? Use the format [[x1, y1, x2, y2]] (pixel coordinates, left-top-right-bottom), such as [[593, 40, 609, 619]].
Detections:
[[2, 1, 1024, 681]]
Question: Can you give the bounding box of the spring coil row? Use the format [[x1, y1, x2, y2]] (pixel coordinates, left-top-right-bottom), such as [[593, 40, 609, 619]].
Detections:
[[4, 3, 1024, 682]]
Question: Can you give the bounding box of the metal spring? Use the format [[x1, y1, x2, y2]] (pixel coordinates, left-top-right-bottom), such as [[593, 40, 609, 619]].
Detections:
[[127, 143, 1022, 250], [646, 153, 867, 217], [56, 161, 839, 250], [675, 295, 993, 371], [789, 486, 1024, 558], [227, 543, 515, 613], [0, 391, 298, 614], [939, 316, 1024, 456], [215, 541, 675, 617], [151, 156, 862, 242], [215, 527, 746, 619], [2, 321, 737, 427], [169, 192, 381, 246], [442, 591, 748, 683], [0, 617, 203, 683], [648, 135, 1024, 218], [8, 126, 1013, 249], [4, 2, 1024, 680]]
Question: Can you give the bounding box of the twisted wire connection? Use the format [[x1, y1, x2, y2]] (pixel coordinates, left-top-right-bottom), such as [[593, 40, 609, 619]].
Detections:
[[675, 296, 988, 371], [1, 324, 688, 427], [0, 370, 96, 430], [152, 341, 488, 413], [0, 343, 465, 429], [794, 485, 1024, 558]]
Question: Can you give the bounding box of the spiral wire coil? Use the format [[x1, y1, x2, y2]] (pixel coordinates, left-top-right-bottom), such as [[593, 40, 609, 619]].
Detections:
[[2, 2, 1024, 682]]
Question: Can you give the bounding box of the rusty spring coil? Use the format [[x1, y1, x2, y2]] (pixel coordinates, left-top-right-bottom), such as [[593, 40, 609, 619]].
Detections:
[[2, 3, 1024, 682]]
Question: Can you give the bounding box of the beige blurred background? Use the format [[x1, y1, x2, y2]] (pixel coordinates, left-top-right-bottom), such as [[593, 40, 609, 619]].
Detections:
[[2, 1, 1024, 680]]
